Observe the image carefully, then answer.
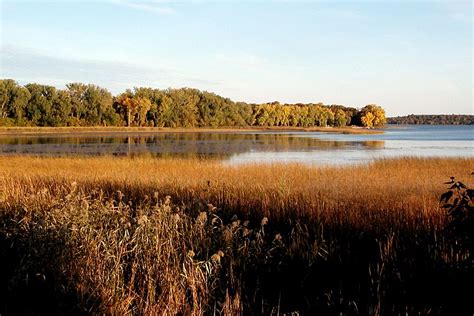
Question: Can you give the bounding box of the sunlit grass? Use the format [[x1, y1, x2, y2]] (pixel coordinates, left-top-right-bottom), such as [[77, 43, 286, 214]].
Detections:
[[1, 156, 470, 222], [0, 156, 472, 314], [0, 125, 383, 135]]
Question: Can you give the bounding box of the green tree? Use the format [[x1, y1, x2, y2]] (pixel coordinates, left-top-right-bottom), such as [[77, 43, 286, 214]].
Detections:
[[0, 80, 388, 128], [25, 84, 57, 126], [81, 85, 115, 125], [0, 80, 31, 125], [66, 83, 87, 124], [157, 94, 175, 127], [334, 109, 347, 127], [50, 90, 72, 126], [236, 102, 254, 126]]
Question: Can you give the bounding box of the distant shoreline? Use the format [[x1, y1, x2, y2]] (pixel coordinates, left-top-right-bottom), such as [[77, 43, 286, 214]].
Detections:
[[0, 126, 384, 136], [387, 114, 474, 125]]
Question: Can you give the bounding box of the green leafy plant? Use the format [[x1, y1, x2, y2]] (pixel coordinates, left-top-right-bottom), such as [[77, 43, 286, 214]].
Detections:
[[440, 174, 474, 247]]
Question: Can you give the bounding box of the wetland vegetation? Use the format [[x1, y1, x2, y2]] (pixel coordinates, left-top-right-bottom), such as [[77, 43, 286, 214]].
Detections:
[[2, 0, 472, 314], [0, 83, 472, 314], [0, 156, 473, 315]]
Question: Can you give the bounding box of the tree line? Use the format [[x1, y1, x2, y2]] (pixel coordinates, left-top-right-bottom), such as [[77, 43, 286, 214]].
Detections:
[[387, 114, 474, 125], [0, 79, 386, 128]]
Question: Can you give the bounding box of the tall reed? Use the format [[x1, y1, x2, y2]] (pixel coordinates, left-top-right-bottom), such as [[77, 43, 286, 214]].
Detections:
[[0, 157, 472, 314]]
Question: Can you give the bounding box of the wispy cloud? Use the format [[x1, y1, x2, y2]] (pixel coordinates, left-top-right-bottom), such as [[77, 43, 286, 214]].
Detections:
[[446, 1, 472, 23], [109, 0, 176, 15], [449, 12, 472, 23], [215, 53, 269, 71], [0, 45, 220, 93], [421, 0, 472, 23]]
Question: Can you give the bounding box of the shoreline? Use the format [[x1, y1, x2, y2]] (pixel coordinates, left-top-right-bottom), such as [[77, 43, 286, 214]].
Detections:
[[0, 126, 383, 136]]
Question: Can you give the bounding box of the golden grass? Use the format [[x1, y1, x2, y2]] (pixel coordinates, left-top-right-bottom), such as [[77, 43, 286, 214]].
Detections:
[[0, 125, 383, 135], [0, 156, 471, 223], [0, 156, 472, 314]]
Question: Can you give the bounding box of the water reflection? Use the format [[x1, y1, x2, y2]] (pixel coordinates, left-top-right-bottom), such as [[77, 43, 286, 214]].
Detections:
[[0, 133, 385, 157], [0, 125, 472, 165]]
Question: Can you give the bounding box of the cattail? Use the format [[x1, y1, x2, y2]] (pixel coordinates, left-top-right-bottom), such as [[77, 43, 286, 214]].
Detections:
[[196, 211, 208, 224], [211, 250, 224, 264], [80, 199, 90, 212], [231, 220, 240, 230], [207, 203, 217, 212], [117, 190, 124, 201], [172, 213, 180, 223], [138, 215, 148, 226]]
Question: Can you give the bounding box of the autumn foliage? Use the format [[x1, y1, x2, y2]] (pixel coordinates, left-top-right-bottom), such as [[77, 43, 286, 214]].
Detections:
[[0, 79, 386, 128]]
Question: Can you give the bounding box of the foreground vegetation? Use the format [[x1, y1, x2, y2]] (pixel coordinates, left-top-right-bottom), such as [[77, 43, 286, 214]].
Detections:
[[0, 79, 385, 128], [0, 157, 473, 315]]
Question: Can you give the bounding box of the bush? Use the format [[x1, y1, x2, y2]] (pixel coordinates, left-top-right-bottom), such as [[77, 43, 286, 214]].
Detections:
[[441, 175, 474, 250]]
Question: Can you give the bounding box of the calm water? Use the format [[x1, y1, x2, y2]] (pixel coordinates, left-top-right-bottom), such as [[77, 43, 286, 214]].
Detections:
[[0, 125, 472, 165]]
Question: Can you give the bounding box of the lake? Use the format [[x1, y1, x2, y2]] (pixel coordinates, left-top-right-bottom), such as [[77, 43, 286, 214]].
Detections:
[[0, 125, 472, 165]]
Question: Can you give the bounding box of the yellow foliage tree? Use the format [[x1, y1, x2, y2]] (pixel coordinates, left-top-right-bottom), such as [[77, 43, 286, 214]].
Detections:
[[118, 96, 138, 127], [361, 111, 375, 128], [360, 104, 386, 128], [136, 97, 151, 127]]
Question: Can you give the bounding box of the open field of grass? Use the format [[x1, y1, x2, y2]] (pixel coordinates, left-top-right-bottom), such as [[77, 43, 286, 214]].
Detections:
[[0, 156, 473, 315], [0, 125, 383, 136]]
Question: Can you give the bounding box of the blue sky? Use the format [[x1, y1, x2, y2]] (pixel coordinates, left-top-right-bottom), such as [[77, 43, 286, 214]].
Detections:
[[0, 0, 472, 116]]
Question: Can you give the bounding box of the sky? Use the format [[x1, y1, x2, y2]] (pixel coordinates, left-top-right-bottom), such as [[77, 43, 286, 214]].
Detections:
[[0, 0, 472, 116]]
